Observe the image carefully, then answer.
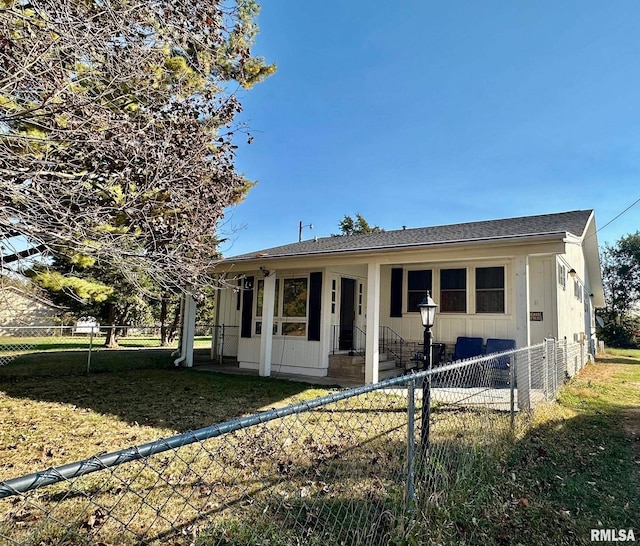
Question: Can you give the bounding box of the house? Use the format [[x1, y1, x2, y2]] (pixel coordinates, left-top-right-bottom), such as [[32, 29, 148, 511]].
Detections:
[[177, 210, 604, 384], [0, 284, 62, 331]]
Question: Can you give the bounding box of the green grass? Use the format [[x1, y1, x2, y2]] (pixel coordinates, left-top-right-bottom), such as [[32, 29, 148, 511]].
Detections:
[[0, 334, 213, 354], [1, 349, 638, 545], [407, 354, 640, 545], [0, 350, 327, 481]]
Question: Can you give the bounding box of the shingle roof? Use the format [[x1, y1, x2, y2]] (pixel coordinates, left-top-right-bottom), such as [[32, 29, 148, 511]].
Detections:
[[226, 210, 593, 261]]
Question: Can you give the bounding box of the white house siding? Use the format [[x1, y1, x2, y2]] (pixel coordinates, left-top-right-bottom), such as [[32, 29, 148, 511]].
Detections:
[[215, 285, 241, 326], [528, 256, 557, 344], [556, 241, 593, 346], [237, 337, 326, 377]]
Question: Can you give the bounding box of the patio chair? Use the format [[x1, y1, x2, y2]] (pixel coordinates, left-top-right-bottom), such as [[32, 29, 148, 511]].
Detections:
[[484, 338, 516, 387], [452, 336, 484, 361]]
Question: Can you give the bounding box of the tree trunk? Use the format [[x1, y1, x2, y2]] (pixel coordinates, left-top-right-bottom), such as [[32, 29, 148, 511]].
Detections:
[[160, 297, 169, 346], [104, 302, 119, 348], [160, 296, 180, 345]]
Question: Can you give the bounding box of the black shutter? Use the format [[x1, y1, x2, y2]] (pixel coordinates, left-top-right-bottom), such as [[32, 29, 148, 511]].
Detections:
[[240, 276, 254, 338], [390, 268, 403, 317], [308, 272, 322, 341]]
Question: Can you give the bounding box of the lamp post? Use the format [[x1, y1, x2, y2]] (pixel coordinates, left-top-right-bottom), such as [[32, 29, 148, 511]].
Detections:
[[417, 291, 438, 450]]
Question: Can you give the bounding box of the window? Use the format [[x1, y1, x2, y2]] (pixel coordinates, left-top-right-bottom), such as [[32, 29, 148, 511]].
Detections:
[[358, 283, 363, 315], [331, 279, 336, 314], [407, 270, 432, 312], [256, 277, 309, 336], [558, 263, 566, 290], [574, 279, 583, 302], [476, 266, 505, 313], [281, 278, 308, 336], [255, 279, 280, 335], [440, 268, 466, 313]]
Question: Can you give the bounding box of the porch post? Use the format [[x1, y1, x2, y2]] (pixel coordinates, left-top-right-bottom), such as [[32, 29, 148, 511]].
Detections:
[[259, 271, 276, 377], [183, 294, 197, 367], [514, 255, 531, 409], [365, 262, 381, 384]]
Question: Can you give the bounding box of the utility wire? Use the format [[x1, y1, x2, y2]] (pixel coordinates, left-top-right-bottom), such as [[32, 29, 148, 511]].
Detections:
[[592, 196, 640, 238]]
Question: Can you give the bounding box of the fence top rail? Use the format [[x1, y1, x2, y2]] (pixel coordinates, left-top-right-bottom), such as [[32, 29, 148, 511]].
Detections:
[[0, 324, 236, 331], [0, 339, 570, 500]]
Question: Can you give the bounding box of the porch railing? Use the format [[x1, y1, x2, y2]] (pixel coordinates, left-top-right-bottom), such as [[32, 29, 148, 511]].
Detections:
[[330, 324, 366, 356]]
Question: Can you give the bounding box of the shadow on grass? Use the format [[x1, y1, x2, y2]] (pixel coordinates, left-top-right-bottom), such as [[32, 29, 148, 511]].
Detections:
[[410, 410, 640, 546], [0, 349, 318, 433], [596, 356, 640, 365]]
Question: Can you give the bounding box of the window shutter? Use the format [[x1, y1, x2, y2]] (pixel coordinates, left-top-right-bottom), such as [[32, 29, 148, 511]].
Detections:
[[240, 276, 254, 338], [390, 268, 403, 317], [308, 272, 322, 341]]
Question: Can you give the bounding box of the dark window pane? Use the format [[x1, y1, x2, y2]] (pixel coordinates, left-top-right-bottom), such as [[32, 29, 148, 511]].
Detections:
[[441, 268, 466, 289], [476, 267, 504, 289], [408, 270, 432, 291], [440, 291, 466, 313], [476, 291, 504, 313]]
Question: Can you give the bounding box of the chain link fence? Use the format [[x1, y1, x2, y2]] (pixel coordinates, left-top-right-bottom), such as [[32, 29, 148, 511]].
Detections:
[[0, 325, 229, 368], [0, 339, 588, 545]]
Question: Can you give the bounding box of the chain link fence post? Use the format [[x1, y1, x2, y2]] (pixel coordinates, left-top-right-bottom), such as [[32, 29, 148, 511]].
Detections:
[[406, 377, 416, 517]]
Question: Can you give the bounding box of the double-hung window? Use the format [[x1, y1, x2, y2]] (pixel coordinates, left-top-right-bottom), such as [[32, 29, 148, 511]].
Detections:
[[475, 266, 505, 313], [407, 270, 432, 312], [440, 268, 467, 313]]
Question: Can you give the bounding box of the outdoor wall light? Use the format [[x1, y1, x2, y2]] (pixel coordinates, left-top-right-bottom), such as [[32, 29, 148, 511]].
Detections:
[[568, 268, 577, 278]]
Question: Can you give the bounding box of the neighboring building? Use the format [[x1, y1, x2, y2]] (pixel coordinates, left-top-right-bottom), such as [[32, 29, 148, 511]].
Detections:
[[0, 284, 61, 329], [178, 210, 605, 384]]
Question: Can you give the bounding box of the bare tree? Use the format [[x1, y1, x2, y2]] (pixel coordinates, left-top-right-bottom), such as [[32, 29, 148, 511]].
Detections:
[[0, 0, 274, 294]]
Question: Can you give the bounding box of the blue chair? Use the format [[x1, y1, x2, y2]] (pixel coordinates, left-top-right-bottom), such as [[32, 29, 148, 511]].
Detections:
[[484, 338, 516, 388], [452, 337, 484, 361], [484, 338, 516, 369]]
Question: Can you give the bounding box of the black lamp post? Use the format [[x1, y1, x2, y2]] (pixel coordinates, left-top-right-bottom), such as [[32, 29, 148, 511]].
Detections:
[[417, 291, 437, 450]]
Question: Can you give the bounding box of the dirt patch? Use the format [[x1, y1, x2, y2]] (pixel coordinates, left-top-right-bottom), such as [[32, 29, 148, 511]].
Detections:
[[579, 362, 618, 382]]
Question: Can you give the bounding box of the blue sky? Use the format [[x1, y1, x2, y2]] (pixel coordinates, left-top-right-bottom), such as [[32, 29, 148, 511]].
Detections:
[[220, 1, 640, 257]]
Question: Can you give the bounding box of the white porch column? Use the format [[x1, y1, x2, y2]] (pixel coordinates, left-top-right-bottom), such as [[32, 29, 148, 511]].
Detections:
[[514, 255, 531, 409], [365, 262, 381, 384], [183, 294, 197, 367], [259, 271, 276, 377]]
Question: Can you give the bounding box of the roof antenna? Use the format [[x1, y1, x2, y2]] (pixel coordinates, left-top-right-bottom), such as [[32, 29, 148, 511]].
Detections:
[[298, 221, 313, 242]]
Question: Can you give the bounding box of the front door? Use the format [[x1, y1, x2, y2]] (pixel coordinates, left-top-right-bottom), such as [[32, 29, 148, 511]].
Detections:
[[339, 278, 356, 350]]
